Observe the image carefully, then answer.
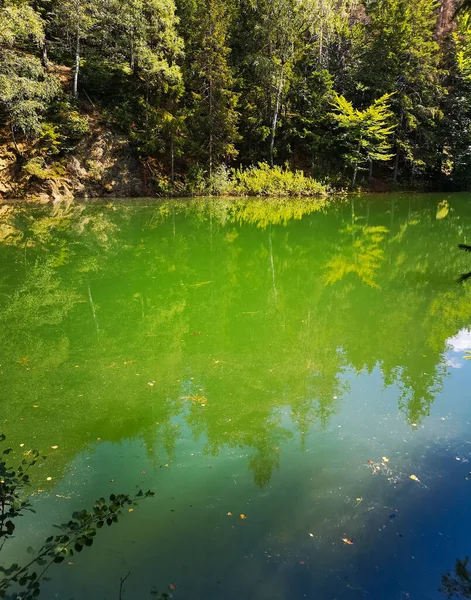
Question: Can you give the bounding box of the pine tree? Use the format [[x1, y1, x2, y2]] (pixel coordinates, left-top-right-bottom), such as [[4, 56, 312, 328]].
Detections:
[[359, 0, 444, 181], [182, 0, 239, 175]]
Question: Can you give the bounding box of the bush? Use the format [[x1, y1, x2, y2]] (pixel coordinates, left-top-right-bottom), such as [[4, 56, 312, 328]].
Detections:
[[23, 157, 66, 180], [230, 163, 328, 197]]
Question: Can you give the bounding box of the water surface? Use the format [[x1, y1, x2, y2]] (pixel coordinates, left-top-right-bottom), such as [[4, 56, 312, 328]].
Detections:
[[1, 194, 471, 600]]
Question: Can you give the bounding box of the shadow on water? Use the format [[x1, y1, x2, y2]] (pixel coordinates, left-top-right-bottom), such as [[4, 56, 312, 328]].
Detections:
[[1, 193, 471, 598]]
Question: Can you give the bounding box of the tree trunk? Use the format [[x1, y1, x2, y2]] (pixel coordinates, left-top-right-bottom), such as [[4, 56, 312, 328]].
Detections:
[[393, 150, 399, 182], [73, 31, 80, 99], [170, 136, 175, 186], [209, 74, 214, 178], [270, 65, 284, 168], [41, 40, 48, 68], [10, 124, 20, 155], [369, 158, 373, 183], [352, 163, 359, 188]]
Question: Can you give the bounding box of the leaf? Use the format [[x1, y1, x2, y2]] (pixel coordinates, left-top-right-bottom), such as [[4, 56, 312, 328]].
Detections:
[[409, 475, 420, 482], [227, 512, 233, 516], [342, 538, 354, 545], [381, 457, 389, 463], [239, 513, 247, 520], [169, 584, 177, 591]]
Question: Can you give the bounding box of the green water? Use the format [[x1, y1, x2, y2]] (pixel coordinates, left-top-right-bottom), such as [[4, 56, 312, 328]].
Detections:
[[1, 194, 471, 600]]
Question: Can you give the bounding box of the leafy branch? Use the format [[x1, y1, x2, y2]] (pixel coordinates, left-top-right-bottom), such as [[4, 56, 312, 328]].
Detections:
[[0, 435, 154, 599]]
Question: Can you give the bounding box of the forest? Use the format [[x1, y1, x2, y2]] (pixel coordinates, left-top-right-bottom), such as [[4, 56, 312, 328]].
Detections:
[[2, 0, 471, 198]]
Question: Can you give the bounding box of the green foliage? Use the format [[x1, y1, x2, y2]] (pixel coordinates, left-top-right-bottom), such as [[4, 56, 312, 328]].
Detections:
[[0, 434, 154, 599], [330, 92, 396, 186], [441, 557, 471, 598], [231, 163, 328, 197], [183, 0, 240, 174], [23, 158, 66, 180], [2, 0, 471, 191]]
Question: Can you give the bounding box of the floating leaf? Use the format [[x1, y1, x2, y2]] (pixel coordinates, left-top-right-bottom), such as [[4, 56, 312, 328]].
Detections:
[[51, 446, 58, 450], [239, 513, 247, 520], [227, 512, 233, 516], [367, 460, 374, 464], [169, 584, 177, 591], [309, 533, 314, 537], [342, 538, 354, 545], [409, 475, 420, 482], [382, 457, 389, 463]]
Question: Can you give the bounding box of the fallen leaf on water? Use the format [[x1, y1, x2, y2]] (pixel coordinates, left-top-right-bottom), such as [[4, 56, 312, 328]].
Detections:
[[409, 475, 420, 482], [147, 382, 154, 387], [227, 512, 233, 516], [300, 561, 305, 565], [46, 477, 52, 481], [309, 533, 314, 537], [367, 460, 374, 464], [382, 457, 389, 463], [169, 584, 177, 591], [33, 406, 39, 409], [239, 514, 247, 520], [68, 562, 74, 566], [342, 538, 354, 546], [20, 444, 24, 448], [51, 446, 58, 450], [128, 508, 134, 513]]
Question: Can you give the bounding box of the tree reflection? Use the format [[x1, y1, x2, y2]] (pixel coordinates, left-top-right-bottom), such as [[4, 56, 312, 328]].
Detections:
[[1, 196, 471, 487], [441, 558, 471, 598]]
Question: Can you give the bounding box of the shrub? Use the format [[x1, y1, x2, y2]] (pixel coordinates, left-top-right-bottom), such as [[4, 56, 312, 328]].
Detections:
[[23, 157, 66, 180], [230, 163, 328, 197]]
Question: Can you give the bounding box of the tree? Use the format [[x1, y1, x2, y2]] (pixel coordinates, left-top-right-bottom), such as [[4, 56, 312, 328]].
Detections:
[[234, 0, 305, 166], [53, 0, 97, 98], [330, 92, 396, 186], [359, 0, 444, 182], [0, 1, 60, 152], [182, 0, 239, 175]]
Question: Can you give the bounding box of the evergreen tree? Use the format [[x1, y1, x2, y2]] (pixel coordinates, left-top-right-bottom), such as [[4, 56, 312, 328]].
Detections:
[[182, 0, 239, 175], [359, 0, 444, 182]]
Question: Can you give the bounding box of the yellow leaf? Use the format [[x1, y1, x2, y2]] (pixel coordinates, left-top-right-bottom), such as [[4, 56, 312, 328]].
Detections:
[[239, 513, 247, 520], [409, 475, 420, 482], [342, 538, 354, 545], [382, 457, 389, 463]]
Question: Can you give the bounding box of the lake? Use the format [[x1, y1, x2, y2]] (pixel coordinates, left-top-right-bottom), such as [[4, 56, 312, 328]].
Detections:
[[1, 194, 471, 600]]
